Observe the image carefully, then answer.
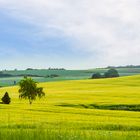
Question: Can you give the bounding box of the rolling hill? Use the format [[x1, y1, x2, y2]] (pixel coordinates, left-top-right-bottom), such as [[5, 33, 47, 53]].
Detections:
[[0, 75, 140, 139], [0, 67, 140, 86]]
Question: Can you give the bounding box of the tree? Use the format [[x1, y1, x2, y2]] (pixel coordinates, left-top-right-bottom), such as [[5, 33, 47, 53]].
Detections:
[[2, 92, 11, 104], [104, 68, 119, 78], [91, 73, 102, 79], [19, 77, 45, 104]]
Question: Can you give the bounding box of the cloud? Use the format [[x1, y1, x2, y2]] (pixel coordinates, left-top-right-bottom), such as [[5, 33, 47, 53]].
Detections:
[[0, 0, 140, 67]]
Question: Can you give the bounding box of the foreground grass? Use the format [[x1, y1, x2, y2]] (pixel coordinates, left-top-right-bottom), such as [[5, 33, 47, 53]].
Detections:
[[0, 75, 140, 139], [0, 129, 139, 140]]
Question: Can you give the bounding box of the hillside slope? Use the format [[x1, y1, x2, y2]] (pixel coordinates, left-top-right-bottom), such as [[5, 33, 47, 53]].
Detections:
[[0, 75, 140, 140]]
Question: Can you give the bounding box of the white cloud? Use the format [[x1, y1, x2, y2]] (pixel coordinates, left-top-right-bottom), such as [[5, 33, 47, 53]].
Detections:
[[0, 0, 140, 67]]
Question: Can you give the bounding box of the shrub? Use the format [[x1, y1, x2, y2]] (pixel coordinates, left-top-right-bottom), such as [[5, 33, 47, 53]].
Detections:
[[104, 68, 119, 78], [2, 92, 11, 104], [91, 73, 102, 79]]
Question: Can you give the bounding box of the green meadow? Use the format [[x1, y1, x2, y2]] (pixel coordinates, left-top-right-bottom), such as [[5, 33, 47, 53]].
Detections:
[[1, 67, 140, 86], [0, 75, 140, 140]]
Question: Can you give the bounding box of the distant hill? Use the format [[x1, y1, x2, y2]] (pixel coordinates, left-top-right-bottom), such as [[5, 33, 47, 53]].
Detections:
[[0, 72, 13, 78], [0, 67, 140, 86], [106, 65, 140, 68]]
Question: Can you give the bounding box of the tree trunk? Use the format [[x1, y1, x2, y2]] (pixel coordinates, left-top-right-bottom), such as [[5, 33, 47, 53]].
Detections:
[[29, 100, 32, 105]]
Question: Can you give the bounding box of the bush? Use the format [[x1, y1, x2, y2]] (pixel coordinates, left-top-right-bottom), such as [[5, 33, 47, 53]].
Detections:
[[1, 92, 11, 104], [104, 68, 119, 78], [91, 73, 102, 79]]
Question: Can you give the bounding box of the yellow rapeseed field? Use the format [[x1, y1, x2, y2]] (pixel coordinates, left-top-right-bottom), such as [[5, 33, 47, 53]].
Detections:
[[0, 75, 140, 140]]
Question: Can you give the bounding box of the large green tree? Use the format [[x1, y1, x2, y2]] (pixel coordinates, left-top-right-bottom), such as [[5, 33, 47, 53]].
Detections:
[[19, 77, 45, 104]]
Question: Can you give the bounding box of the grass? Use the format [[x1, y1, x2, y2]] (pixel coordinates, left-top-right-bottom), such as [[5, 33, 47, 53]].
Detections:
[[56, 103, 140, 111], [0, 75, 140, 139], [0, 129, 139, 140]]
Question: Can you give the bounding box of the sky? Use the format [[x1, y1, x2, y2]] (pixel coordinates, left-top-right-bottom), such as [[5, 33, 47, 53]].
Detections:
[[0, 0, 140, 70]]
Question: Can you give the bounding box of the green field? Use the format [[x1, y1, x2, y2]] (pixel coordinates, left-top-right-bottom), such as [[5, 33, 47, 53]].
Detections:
[[0, 75, 140, 140], [1, 67, 140, 86]]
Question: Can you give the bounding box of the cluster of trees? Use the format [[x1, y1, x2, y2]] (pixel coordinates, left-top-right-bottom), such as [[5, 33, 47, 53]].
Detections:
[[26, 68, 34, 70], [48, 68, 65, 70], [26, 68, 66, 71], [92, 68, 119, 79], [26, 68, 45, 70], [1, 77, 45, 105], [45, 74, 59, 78]]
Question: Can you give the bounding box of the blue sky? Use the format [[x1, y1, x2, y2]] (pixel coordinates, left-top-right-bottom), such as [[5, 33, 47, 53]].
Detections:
[[0, 0, 140, 69]]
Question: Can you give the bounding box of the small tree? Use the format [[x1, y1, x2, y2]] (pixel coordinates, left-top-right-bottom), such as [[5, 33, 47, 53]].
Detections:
[[104, 68, 119, 78], [91, 73, 102, 79], [19, 77, 45, 104], [2, 92, 11, 104]]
